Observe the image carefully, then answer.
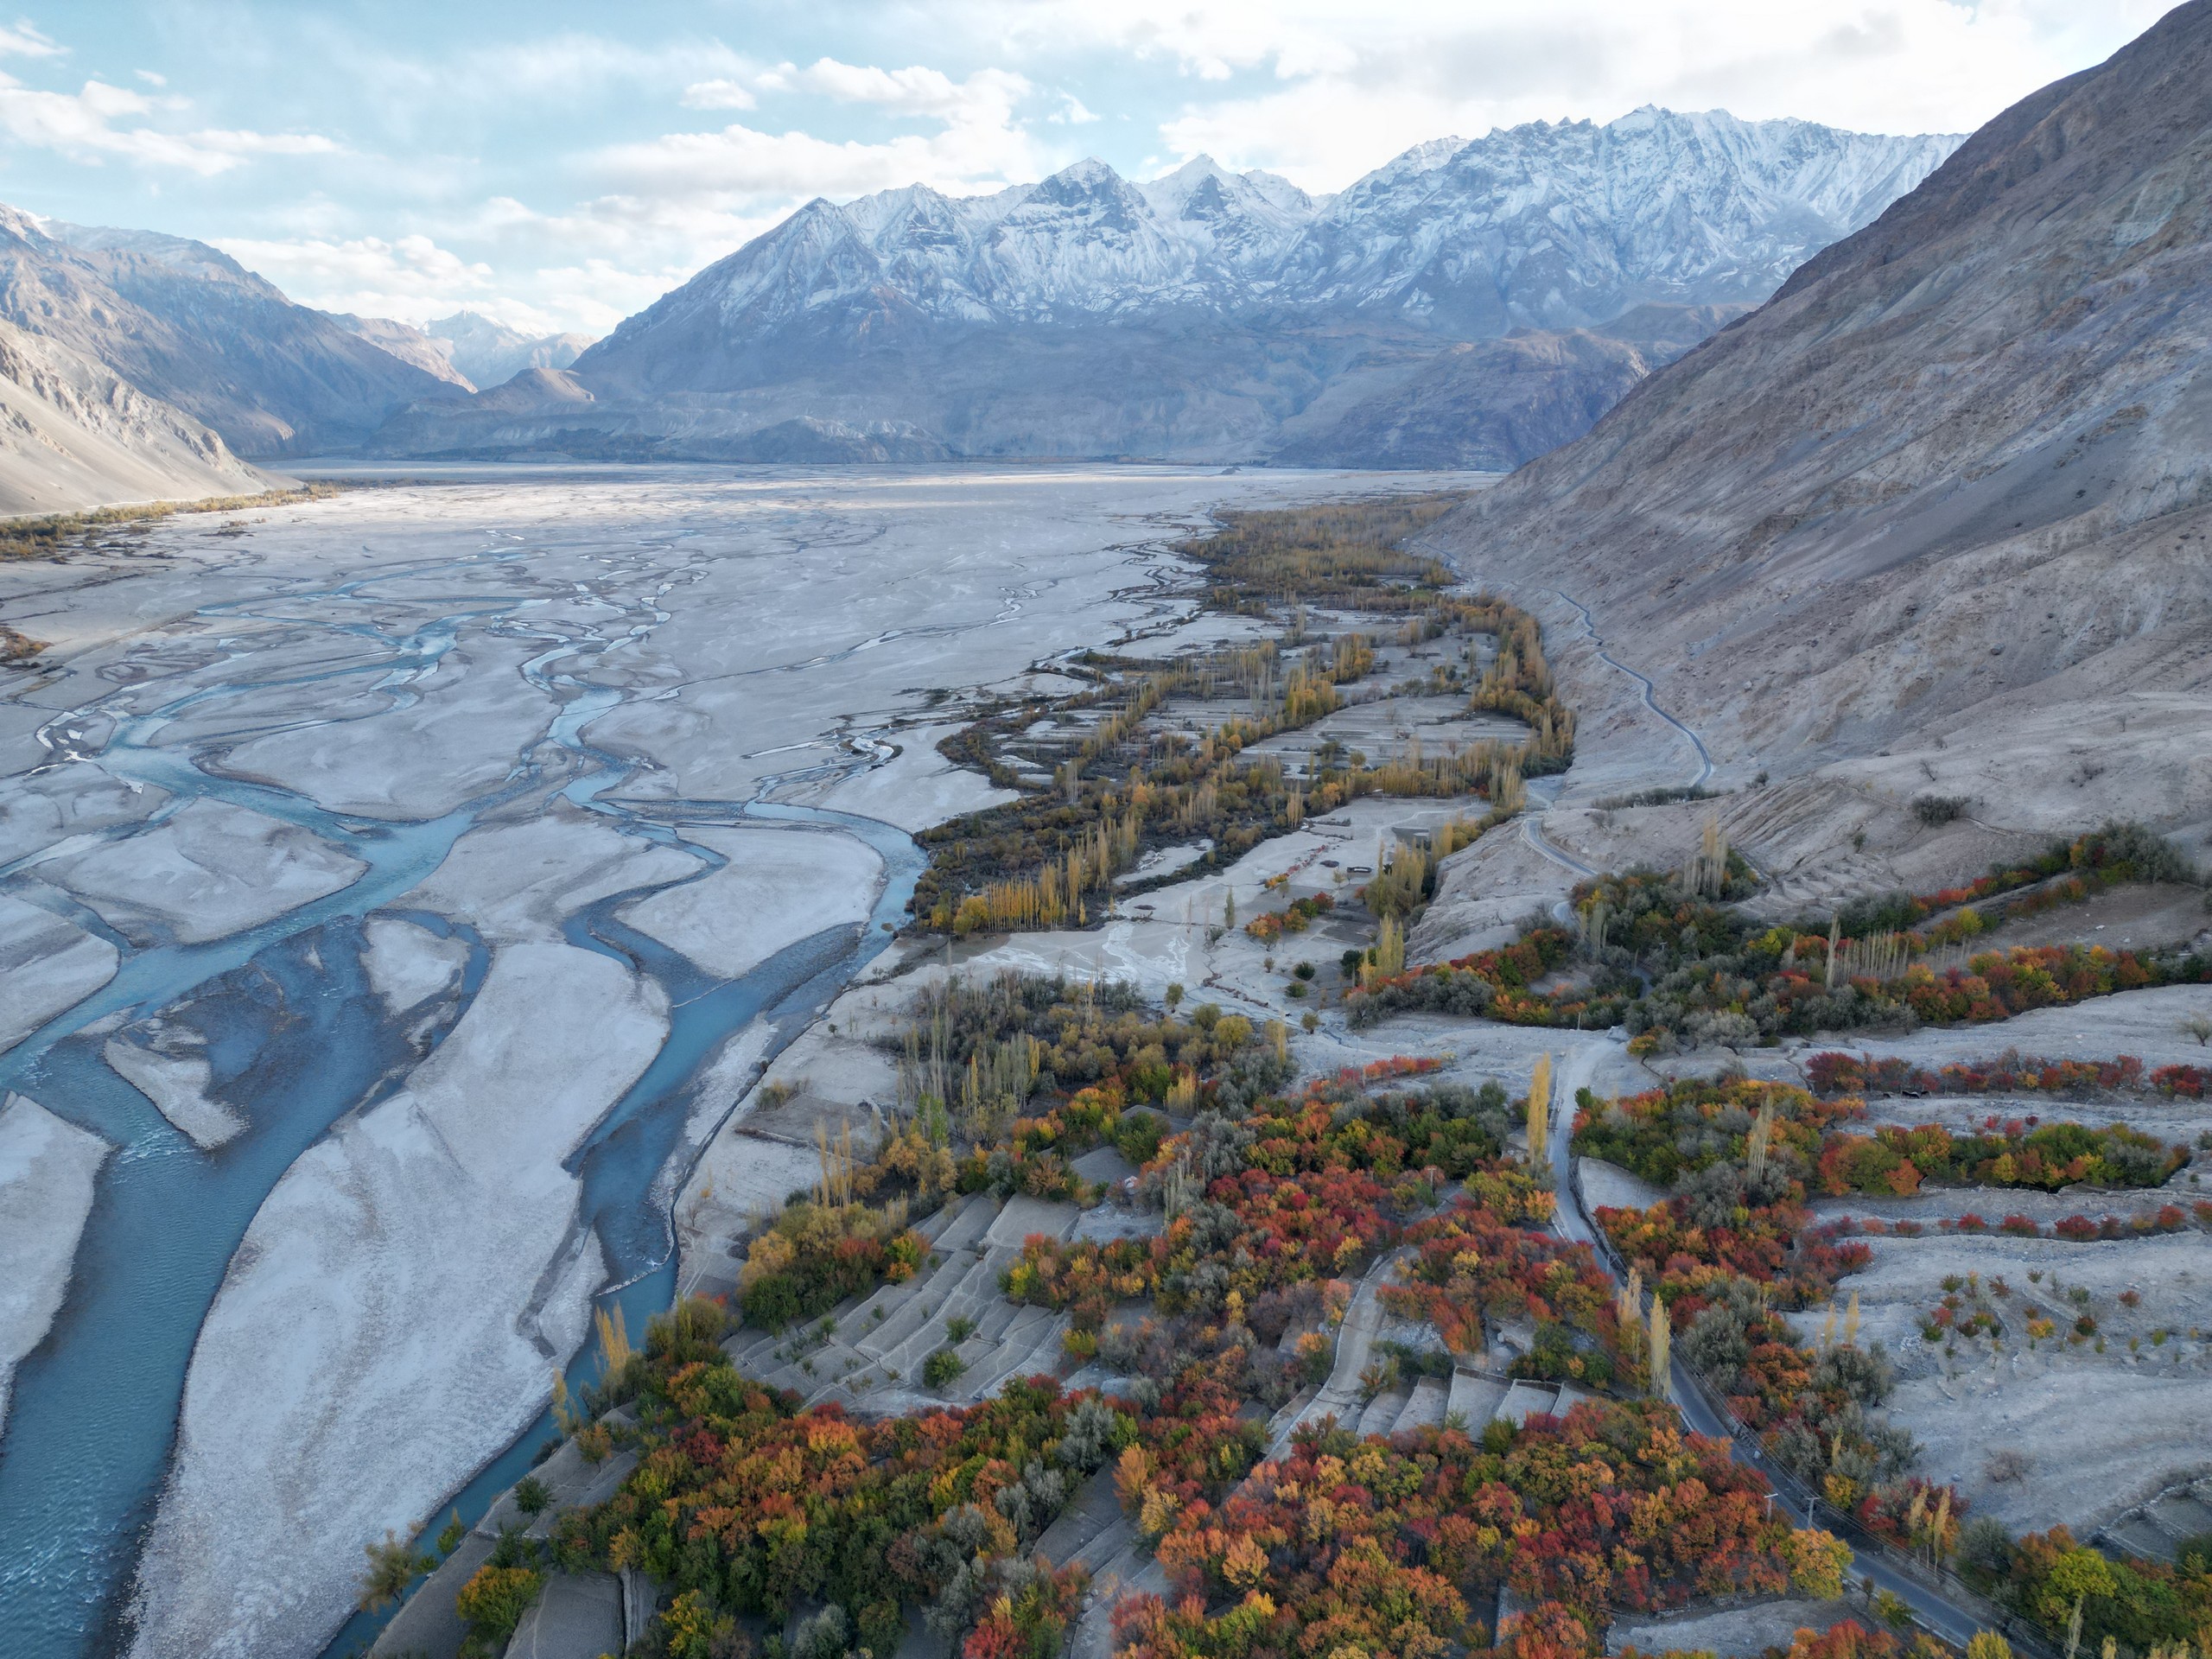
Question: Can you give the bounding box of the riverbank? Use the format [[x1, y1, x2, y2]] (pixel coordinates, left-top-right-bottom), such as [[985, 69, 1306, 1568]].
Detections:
[[0, 463, 1482, 1659]]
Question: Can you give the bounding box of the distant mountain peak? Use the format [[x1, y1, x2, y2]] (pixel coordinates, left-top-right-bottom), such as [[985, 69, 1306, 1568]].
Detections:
[[419, 310, 596, 391]]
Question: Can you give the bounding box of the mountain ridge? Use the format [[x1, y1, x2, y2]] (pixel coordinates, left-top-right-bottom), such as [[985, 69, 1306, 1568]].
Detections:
[[578, 108, 1958, 391], [0, 208, 460, 458], [1418, 0, 2212, 910], [0, 314, 265, 515], [377, 108, 1956, 466]]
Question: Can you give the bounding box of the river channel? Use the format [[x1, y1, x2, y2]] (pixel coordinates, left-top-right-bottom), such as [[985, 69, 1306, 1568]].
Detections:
[[0, 463, 1414, 1656]]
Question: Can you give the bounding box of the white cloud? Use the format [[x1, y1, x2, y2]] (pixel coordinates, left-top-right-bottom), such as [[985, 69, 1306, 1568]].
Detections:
[[214, 232, 495, 321], [784, 57, 1031, 120], [184, 128, 340, 161], [1052, 93, 1100, 125], [0, 22, 60, 58], [680, 77, 755, 111], [963, 0, 2171, 188], [0, 73, 339, 175], [594, 58, 1040, 213], [352, 31, 756, 115], [136, 69, 166, 87]]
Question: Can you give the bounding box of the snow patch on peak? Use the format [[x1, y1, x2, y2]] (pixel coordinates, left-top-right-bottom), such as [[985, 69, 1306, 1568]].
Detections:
[[593, 107, 1961, 359], [1039, 156, 1126, 192]]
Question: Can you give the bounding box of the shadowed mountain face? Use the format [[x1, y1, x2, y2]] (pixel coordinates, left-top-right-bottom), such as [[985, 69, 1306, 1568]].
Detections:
[[0, 212, 461, 456], [1271, 308, 1754, 471], [372, 111, 1955, 466], [1434, 0, 2212, 842]]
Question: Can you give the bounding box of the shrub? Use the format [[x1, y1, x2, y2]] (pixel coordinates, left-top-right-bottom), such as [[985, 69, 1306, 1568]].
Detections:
[[922, 1347, 967, 1389], [1913, 795, 1972, 827], [455, 1563, 542, 1649], [739, 1201, 927, 1331], [357, 1530, 435, 1611], [512, 1476, 550, 1516]]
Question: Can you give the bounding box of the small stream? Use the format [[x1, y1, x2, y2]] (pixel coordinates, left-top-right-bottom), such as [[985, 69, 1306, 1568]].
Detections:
[[0, 533, 924, 1658]]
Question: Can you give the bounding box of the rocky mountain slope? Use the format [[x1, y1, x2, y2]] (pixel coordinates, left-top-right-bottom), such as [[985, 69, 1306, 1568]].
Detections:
[[1427, 0, 2212, 900], [0, 316, 264, 515], [0, 210, 459, 456], [1272, 305, 1750, 470], [372, 111, 1955, 465], [326, 315, 474, 391]]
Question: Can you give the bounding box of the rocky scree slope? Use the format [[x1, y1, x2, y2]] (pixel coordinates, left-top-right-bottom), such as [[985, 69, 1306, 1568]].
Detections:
[[0, 209, 461, 455], [0, 314, 264, 514], [1430, 0, 2212, 874], [372, 111, 1955, 466]]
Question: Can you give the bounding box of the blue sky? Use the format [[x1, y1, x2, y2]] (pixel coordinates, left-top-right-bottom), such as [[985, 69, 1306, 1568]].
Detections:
[[0, 1, 2171, 335]]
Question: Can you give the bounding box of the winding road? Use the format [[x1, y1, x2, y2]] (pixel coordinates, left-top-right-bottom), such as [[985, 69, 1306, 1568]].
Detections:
[[1541, 1046, 2028, 1654], [1550, 589, 1714, 789]]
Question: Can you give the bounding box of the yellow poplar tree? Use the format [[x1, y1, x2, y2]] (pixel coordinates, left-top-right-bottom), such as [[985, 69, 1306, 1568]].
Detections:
[[1526, 1052, 1552, 1173]]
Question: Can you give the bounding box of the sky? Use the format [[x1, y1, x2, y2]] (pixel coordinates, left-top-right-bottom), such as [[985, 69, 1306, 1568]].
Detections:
[[0, 1, 2175, 338]]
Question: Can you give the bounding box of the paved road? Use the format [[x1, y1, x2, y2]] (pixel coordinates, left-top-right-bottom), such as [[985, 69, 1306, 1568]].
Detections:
[[1540, 1046, 2001, 1651]]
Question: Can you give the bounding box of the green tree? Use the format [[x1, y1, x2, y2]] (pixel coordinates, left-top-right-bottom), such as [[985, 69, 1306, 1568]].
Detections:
[[2042, 1548, 2116, 1626], [661, 1588, 745, 1659], [455, 1563, 542, 1649], [357, 1529, 434, 1611]]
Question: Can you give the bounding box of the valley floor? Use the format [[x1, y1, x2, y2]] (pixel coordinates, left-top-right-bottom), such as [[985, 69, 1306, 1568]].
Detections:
[[0, 462, 1485, 1659]]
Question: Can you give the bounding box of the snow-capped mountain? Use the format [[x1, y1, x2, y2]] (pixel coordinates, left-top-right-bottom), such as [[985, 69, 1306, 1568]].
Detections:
[[587, 109, 1955, 382], [422, 312, 596, 391], [386, 108, 1958, 467], [1277, 107, 1961, 331]]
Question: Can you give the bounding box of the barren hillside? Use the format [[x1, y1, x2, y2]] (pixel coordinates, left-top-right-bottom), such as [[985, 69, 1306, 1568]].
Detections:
[[0, 318, 264, 516], [1434, 0, 2212, 881]]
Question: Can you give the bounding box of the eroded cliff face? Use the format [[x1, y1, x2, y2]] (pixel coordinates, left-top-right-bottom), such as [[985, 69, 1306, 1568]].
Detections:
[[1429, 0, 2212, 867]]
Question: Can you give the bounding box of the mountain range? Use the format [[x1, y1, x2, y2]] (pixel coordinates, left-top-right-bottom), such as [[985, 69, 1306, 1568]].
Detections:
[[372, 109, 1958, 467], [0, 212, 458, 460], [330, 311, 594, 395], [0, 210, 606, 511], [0, 106, 1961, 511], [1417, 0, 2212, 935]]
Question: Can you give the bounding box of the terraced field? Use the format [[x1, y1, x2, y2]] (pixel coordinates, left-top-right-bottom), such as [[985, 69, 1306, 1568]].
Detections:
[[720, 1193, 1078, 1408]]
